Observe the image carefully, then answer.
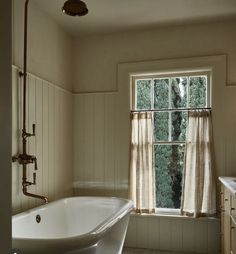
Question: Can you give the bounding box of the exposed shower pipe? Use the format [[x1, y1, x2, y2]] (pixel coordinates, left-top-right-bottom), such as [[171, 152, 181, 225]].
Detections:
[[12, 0, 48, 204], [12, 0, 88, 204], [23, 0, 29, 139]]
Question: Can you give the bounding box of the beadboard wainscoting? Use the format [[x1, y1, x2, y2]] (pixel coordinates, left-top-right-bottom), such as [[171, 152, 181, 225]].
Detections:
[[12, 66, 73, 214], [125, 215, 220, 253], [73, 92, 129, 198]]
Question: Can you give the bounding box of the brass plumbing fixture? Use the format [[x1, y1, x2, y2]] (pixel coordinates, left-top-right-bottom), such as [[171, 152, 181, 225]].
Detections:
[[12, 0, 48, 204], [12, 0, 88, 204]]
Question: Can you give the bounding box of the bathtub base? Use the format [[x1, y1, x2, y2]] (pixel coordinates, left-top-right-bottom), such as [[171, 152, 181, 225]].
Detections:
[[67, 214, 130, 254], [96, 214, 129, 254], [67, 245, 97, 254]]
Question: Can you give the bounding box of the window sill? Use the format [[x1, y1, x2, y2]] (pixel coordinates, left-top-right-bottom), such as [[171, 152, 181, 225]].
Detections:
[[130, 211, 219, 220]]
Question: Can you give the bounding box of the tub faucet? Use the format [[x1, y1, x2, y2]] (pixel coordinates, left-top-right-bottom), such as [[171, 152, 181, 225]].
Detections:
[[12, 123, 48, 204], [23, 181, 49, 204], [12, 154, 38, 170]]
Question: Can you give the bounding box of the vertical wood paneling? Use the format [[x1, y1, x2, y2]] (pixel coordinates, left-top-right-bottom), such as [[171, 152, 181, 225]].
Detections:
[[159, 218, 172, 251], [58, 90, 64, 198], [94, 94, 105, 195], [84, 95, 94, 195], [147, 216, 160, 250], [73, 95, 85, 193], [125, 216, 137, 248], [171, 219, 183, 252], [113, 93, 121, 197], [195, 220, 208, 253], [42, 82, 49, 198], [64, 91, 73, 196], [28, 75, 36, 209], [73, 93, 127, 197], [54, 88, 60, 199], [224, 88, 236, 176], [48, 85, 55, 200], [35, 78, 43, 206], [207, 219, 220, 253], [12, 66, 73, 213], [125, 215, 219, 253], [104, 94, 116, 196], [182, 220, 195, 253], [136, 216, 148, 249]]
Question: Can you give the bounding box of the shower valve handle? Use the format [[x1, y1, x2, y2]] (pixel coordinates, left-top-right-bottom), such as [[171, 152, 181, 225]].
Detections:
[[23, 124, 36, 138], [33, 173, 36, 185], [32, 124, 36, 136], [34, 157, 38, 170]]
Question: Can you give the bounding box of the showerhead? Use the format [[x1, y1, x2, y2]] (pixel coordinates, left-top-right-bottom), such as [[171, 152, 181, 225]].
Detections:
[[62, 0, 88, 17]]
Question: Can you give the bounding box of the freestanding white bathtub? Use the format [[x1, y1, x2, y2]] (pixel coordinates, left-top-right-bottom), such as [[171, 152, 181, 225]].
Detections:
[[12, 197, 133, 254]]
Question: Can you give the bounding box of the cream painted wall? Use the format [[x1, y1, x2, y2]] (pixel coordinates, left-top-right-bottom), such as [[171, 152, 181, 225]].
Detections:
[[0, 1, 12, 252], [73, 19, 236, 93], [72, 19, 236, 252], [12, 0, 73, 91]]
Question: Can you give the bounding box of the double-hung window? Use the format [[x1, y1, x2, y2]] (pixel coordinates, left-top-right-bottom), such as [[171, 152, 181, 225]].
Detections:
[[132, 71, 210, 212]]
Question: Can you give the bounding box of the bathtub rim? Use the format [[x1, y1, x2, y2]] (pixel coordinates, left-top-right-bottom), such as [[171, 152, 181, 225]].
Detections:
[[12, 196, 133, 242]]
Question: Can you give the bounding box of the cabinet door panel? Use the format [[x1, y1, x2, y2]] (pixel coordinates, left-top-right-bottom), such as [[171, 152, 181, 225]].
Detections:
[[223, 189, 231, 254], [231, 197, 236, 221]]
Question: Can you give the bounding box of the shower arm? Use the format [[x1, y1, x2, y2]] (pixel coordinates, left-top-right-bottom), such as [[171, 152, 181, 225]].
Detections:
[[12, 0, 48, 204]]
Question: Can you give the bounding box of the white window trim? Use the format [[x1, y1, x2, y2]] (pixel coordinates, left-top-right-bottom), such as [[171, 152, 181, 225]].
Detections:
[[117, 55, 226, 112], [133, 72, 211, 213], [132, 71, 211, 110], [117, 55, 226, 216]]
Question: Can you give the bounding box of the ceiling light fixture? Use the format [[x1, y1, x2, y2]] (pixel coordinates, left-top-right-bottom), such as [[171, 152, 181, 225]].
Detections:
[[62, 0, 89, 17]]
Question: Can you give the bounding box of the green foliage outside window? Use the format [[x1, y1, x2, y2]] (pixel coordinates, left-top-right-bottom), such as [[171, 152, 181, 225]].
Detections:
[[136, 80, 151, 110], [135, 75, 207, 209], [155, 144, 185, 208], [154, 79, 169, 109], [189, 77, 206, 108], [154, 112, 169, 141]]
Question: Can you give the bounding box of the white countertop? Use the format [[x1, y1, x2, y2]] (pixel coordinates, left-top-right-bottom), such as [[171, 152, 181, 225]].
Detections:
[[219, 176, 236, 197]]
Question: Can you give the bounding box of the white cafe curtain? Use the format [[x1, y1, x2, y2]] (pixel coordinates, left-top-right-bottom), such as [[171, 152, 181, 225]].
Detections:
[[129, 112, 155, 213], [181, 110, 216, 217]]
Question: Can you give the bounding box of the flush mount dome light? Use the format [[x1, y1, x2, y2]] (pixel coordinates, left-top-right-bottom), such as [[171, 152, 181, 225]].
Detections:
[[62, 0, 88, 16]]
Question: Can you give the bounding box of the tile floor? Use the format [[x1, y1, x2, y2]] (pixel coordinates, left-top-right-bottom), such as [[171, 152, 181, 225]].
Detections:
[[123, 248, 188, 254]]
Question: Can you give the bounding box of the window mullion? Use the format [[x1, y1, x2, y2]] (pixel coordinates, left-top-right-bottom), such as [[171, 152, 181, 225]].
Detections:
[[168, 77, 171, 142], [134, 79, 138, 110], [151, 78, 155, 174], [187, 76, 190, 108], [151, 78, 154, 110]]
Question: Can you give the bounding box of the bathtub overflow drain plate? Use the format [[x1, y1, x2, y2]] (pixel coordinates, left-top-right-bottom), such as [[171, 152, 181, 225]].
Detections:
[[36, 214, 41, 223]]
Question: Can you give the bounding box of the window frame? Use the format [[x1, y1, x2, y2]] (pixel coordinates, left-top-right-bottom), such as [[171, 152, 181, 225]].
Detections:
[[131, 70, 211, 111], [132, 70, 211, 215]]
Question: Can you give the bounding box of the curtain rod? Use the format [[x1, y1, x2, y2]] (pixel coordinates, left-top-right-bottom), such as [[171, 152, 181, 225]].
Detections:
[[131, 107, 211, 113]]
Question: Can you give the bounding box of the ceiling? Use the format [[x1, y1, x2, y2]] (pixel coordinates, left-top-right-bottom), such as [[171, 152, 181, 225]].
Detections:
[[33, 0, 236, 36]]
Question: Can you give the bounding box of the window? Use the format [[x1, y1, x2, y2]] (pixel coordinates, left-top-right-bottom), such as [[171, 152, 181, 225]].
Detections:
[[132, 71, 210, 211]]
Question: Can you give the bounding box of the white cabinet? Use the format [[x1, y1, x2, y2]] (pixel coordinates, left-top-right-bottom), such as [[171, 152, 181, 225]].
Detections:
[[221, 187, 231, 254], [220, 179, 236, 254], [231, 197, 236, 254]]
